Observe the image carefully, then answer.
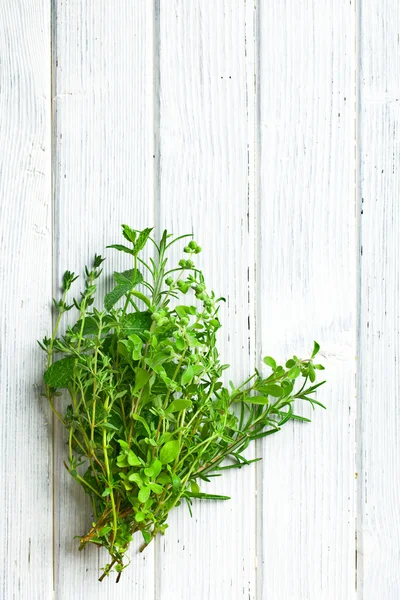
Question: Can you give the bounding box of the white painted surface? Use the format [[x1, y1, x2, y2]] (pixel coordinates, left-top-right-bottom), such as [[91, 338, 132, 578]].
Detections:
[[358, 1, 400, 598], [258, 1, 357, 598], [0, 2, 52, 599], [0, 0, 398, 598]]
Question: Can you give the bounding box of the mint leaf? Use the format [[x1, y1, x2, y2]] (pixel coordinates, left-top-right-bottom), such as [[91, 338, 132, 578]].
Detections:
[[113, 269, 143, 286], [121, 311, 152, 336], [104, 283, 131, 311], [133, 227, 153, 256], [44, 357, 75, 388], [106, 244, 134, 255]]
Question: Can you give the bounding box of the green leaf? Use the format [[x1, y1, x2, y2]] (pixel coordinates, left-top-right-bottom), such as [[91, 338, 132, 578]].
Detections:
[[127, 450, 141, 466], [175, 335, 185, 351], [44, 357, 75, 388], [165, 399, 192, 414], [278, 404, 293, 426], [135, 511, 146, 523], [300, 381, 326, 396], [250, 428, 280, 440], [244, 395, 269, 405], [191, 481, 200, 494], [129, 290, 152, 309], [121, 311, 152, 336], [138, 486, 151, 503], [287, 366, 301, 379], [106, 244, 134, 255], [172, 474, 181, 491], [144, 459, 162, 478], [121, 224, 137, 244], [181, 366, 194, 386], [113, 268, 143, 286], [145, 350, 172, 371], [186, 333, 202, 347], [148, 482, 163, 494], [141, 529, 151, 543], [290, 414, 312, 423], [160, 440, 180, 464], [281, 380, 294, 395], [300, 397, 327, 409], [133, 228, 153, 256], [263, 356, 277, 369], [151, 460, 162, 478], [185, 492, 230, 501], [128, 472, 143, 486], [72, 316, 99, 336], [133, 368, 152, 394], [175, 305, 189, 319], [102, 422, 119, 431], [261, 384, 283, 397], [157, 472, 171, 485], [312, 341, 320, 358], [132, 414, 151, 436], [116, 453, 129, 468], [98, 526, 112, 536], [104, 283, 131, 311]]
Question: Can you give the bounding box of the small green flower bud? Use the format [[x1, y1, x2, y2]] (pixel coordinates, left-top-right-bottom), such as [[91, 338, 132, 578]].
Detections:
[[177, 280, 190, 293]]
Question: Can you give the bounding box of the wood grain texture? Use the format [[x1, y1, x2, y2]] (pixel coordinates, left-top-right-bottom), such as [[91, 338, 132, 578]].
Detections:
[[258, 1, 357, 598], [53, 1, 155, 597], [358, 1, 400, 597], [0, 1, 52, 598], [6, 0, 400, 596], [156, 1, 258, 598]]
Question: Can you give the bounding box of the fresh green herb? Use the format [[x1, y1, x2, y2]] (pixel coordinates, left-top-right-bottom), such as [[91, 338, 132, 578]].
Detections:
[[39, 226, 326, 581]]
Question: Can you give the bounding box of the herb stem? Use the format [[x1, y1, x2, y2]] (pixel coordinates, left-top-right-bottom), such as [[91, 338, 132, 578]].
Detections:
[[102, 426, 118, 551]]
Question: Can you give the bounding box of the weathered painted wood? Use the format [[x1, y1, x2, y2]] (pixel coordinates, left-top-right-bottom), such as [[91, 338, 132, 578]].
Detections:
[[53, 1, 155, 597], [5, 0, 397, 595], [358, 1, 400, 597], [156, 2, 258, 599], [258, 1, 357, 598], [0, 1, 53, 598]]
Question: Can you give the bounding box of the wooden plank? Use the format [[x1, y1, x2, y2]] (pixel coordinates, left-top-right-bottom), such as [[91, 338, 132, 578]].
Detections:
[[358, 1, 400, 596], [53, 1, 155, 597], [258, 1, 357, 598], [156, 1, 257, 599], [0, 1, 53, 598]]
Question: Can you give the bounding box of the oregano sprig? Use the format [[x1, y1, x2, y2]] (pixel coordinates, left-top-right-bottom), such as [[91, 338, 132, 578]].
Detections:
[[39, 226, 326, 581]]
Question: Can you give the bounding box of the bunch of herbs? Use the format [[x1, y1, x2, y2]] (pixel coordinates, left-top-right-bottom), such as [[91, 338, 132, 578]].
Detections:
[[39, 226, 325, 581]]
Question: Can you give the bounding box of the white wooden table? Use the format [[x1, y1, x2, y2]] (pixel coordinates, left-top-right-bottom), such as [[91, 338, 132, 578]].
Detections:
[[1, 1, 397, 598]]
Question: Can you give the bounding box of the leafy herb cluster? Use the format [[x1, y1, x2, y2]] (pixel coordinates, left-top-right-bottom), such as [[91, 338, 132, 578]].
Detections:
[[39, 226, 325, 581]]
